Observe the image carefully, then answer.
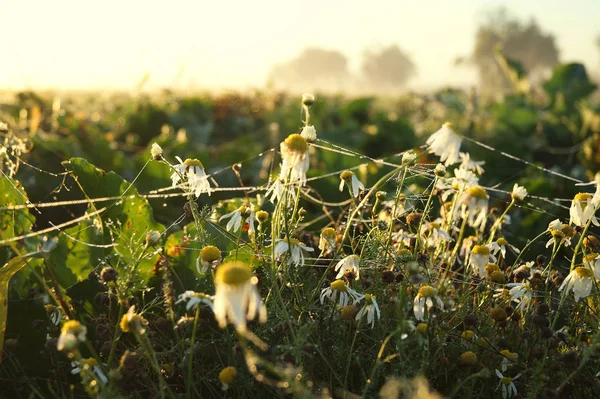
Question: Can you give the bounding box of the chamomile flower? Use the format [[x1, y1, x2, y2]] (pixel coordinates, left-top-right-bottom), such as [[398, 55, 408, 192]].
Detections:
[[334, 255, 361, 280], [274, 236, 314, 267], [470, 245, 496, 276], [546, 224, 573, 248], [570, 192, 599, 227], [339, 170, 365, 198], [548, 218, 563, 231], [219, 366, 237, 391], [421, 219, 453, 247], [170, 157, 211, 197], [459, 152, 485, 175], [120, 306, 148, 335], [176, 291, 214, 311], [511, 184, 528, 201], [495, 370, 520, 399], [413, 285, 444, 321], [213, 261, 267, 332], [45, 304, 62, 326], [499, 350, 518, 373], [219, 205, 254, 233], [71, 358, 108, 384], [279, 133, 310, 186], [318, 227, 337, 254], [265, 178, 287, 204], [559, 266, 595, 302], [507, 282, 534, 311], [196, 245, 222, 274], [461, 186, 489, 231], [356, 294, 381, 328], [583, 253, 600, 279], [150, 143, 163, 160], [426, 122, 463, 166], [57, 321, 87, 353], [320, 280, 364, 307], [489, 238, 520, 259]]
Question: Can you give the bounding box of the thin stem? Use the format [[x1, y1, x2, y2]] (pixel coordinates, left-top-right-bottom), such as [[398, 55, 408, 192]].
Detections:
[[186, 306, 201, 399]]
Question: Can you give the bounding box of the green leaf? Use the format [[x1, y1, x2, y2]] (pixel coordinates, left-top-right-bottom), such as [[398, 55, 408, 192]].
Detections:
[[0, 176, 36, 263], [0, 253, 36, 362]]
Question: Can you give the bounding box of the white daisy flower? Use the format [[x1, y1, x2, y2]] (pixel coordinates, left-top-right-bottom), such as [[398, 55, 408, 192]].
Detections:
[[392, 229, 416, 248], [339, 170, 365, 198], [170, 157, 211, 197], [279, 133, 310, 186], [57, 321, 87, 352], [548, 219, 563, 231], [320, 280, 364, 307], [318, 227, 337, 254], [495, 369, 520, 399], [511, 184, 528, 201], [355, 294, 381, 328], [71, 358, 108, 384], [176, 291, 214, 311], [196, 245, 222, 274], [499, 350, 518, 373], [583, 253, 600, 280], [426, 122, 463, 166], [421, 219, 453, 247], [559, 266, 595, 302], [507, 282, 534, 311], [45, 304, 62, 326], [545, 224, 573, 248], [570, 192, 599, 227], [461, 185, 489, 231], [265, 178, 286, 204], [334, 255, 361, 280], [402, 151, 417, 165], [470, 244, 496, 276], [460, 235, 477, 264], [459, 152, 485, 175], [274, 236, 314, 267], [150, 142, 163, 160], [489, 238, 520, 259], [213, 261, 267, 332], [219, 205, 254, 233], [413, 285, 444, 321]]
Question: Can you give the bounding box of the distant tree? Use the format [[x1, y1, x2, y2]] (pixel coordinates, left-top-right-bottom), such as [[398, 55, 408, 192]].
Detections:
[[268, 48, 350, 91], [360, 45, 416, 92], [470, 8, 559, 91]]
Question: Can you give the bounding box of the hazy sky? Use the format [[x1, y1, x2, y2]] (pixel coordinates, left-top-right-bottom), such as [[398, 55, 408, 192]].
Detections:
[[1, 0, 599, 91]]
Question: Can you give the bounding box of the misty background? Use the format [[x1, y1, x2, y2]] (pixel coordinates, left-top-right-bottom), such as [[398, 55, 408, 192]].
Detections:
[[1, 0, 599, 94]]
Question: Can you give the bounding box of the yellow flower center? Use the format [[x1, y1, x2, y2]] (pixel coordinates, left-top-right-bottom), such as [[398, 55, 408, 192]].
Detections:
[[84, 358, 98, 367], [365, 294, 375, 304], [574, 192, 592, 202], [497, 238, 508, 246], [561, 224, 574, 237], [340, 170, 354, 181], [418, 285, 435, 298], [286, 237, 300, 246], [200, 245, 221, 262], [501, 377, 512, 385], [467, 186, 489, 200], [551, 230, 565, 239], [485, 263, 500, 274], [284, 134, 308, 153], [460, 351, 477, 365], [500, 349, 517, 361], [584, 253, 599, 263], [321, 227, 336, 239], [219, 366, 237, 385], [184, 158, 204, 169], [461, 330, 475, 340], [416, 323, 428, 335], [215, 262, 253, 286], [61, 320, 83, 335], [330, 280, 347, 292], [256, 210, 269, 223], [443, 121, 453, 128], [472, 245, 490, 256], [574, 267, 594, 278]]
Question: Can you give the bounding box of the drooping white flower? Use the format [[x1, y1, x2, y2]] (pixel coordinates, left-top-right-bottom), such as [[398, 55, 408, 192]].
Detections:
[[499, 350, 518, 373], [570, 192, 599, 227], [507, 282, 534, 311], [495, 369, 520, 399], [71, 358, 108, 385], [459, 152, 485, 175], [583, 253, 600, 280], [334, 255, 361, 280], [511, 184, 528, 201], [274, 236, 314, 267], [219, 205, 254, 233], [421, 219, 453, 247], [196, 245, 222, 274], [546, 224, 573, 248], [320, 280, 364, 307], [57, 321, 87, 352], [559, 266, 595, 302], [461, 185, 489, 231], [176, 291, 214, 311], [300, 125, 317, 142], [548, 219, 563, 231], [318, 227, 337, 254], [213, 261, 267, 332], [470, 244, 496, 276], [413, 285, 444, 321], [356, 294, 381, 328], [426, 122, 463, 166], [489, 238, 520, 259], [279, 133, 310, 186], [339, 170, 365, 198], [45, 304, 62, 326], [170, 156, 211, 197]]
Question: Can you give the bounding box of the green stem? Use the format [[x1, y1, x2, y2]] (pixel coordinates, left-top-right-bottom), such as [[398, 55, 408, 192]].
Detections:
[[487, 199, 514, 244], [413, 176, 438, 256], [186, 306, 200, 399]]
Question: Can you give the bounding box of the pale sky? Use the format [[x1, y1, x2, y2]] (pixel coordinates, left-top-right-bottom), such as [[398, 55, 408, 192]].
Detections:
[[1, 0, 599, 91]]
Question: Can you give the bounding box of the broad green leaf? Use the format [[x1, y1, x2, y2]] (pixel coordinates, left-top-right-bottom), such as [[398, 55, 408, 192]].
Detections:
[[0, 253, 36, 362], [0, 176, 36, 264]]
